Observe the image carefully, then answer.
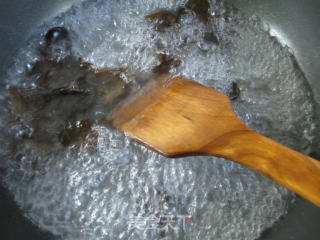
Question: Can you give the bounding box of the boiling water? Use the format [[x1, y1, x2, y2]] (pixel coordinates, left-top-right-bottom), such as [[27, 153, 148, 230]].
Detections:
[[0, 0, 317, 239]]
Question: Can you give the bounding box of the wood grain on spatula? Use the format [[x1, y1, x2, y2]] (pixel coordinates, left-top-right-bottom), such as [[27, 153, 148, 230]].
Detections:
[[111, 74, 320, 207]]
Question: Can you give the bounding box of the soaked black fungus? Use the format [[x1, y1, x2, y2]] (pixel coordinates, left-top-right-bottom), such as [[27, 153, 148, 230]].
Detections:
[[152, 54, 181, 74], [146, 10, 177, 31], [309, 151, 320, 160], [186, 0, 210, 23], [45, 27, 69, 43], [98, 117, 114, 128], [59, 119, 92, 146], [41, 27, 72, 59], [228, 82, 240, 100], [50, 86, 88, 96], [204, 31, 219, 45], [10, 56, 130, 149]]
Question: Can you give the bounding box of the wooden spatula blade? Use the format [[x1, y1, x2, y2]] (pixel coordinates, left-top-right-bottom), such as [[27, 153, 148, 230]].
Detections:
[[112, 74, 246, 156], [111, 74, 320, 207]]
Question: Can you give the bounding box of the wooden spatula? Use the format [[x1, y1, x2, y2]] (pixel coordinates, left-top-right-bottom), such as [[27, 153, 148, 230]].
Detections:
[[111, 74, 320, 207]]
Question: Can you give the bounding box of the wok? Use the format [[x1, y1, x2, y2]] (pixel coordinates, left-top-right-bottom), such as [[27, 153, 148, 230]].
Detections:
[[0, 0, 319, 239]]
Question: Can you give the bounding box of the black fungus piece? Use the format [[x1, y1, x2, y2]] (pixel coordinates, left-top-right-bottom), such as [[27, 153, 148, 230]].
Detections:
[[228, 82, 240, 100], [204, 31, 219, 45], [10, 56, 130, 150], [146, 10, 177, 31], [9, 87, 45, 115], [152, 54, 181, 74], [50, 87, 88, 96], [41, 27, 72, 59], [186, 0, 210, 22], [98, 117, 114, 128], [86, 68, 129, 104], [59, 119, 92, 146], [45, 27, 69, 44], [309, 151, 320, 160], [29, 57, 88, 90]]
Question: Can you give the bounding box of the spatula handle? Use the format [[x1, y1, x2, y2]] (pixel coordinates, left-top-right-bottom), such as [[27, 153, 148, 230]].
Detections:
[[202, 129, 320, 207]]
